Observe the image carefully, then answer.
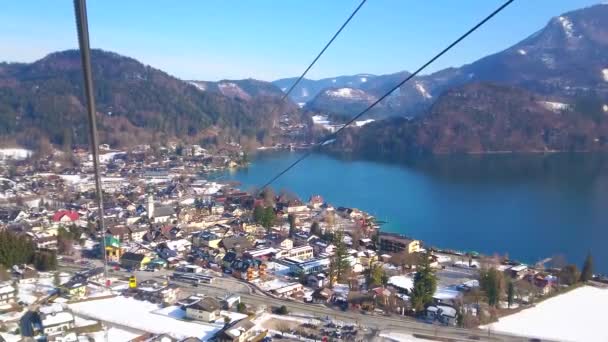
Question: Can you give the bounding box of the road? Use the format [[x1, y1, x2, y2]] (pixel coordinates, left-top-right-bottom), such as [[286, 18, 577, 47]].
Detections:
[[60, 263, 540, 341]]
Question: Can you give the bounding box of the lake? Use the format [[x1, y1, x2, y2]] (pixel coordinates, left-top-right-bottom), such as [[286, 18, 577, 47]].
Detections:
[[224, 151, 608, 272]]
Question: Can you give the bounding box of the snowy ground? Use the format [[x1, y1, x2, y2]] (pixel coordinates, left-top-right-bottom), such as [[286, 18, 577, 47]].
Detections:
[[69, 296, 223, 340], [482, 286, 608, 342], [379, 331, 430, 342]]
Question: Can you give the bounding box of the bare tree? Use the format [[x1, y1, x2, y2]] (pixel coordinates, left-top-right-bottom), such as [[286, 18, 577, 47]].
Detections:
[[275, 321, 291, 337]]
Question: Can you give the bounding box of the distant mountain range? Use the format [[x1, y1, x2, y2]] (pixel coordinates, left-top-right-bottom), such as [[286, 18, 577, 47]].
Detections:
[[0, 50, 297, 150], [275, 4, 608, 122], [0, 4, 607, 155], [324, 4, 608, 154]]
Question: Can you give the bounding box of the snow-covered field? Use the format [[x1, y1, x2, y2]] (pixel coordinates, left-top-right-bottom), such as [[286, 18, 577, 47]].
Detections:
[[69, 296, 222, 340], [482, 286, 608, 342], [379, 331, 429, 342]]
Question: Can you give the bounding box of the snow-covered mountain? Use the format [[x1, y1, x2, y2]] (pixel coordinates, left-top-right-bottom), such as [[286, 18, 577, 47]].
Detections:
[[276, 3, 608, 120]]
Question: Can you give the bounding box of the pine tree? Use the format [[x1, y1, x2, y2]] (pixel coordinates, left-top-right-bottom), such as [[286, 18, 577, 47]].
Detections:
[[310, 221, 321, 236], [580, 253, 594, 282], [369, 263, 385, 287], [507, 280, 514, 308], [288, 214, 296, 238], [410, 251, 437, 312], [332, 230, 351, 283], [480, 267, 504, 307], [261, 207, 275, 232]]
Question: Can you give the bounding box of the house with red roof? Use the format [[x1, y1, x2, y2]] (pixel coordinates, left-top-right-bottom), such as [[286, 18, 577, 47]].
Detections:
[[52, 210, 80, 223]]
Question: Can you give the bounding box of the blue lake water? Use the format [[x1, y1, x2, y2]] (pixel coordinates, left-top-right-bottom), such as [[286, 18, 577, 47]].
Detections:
[[224, 151, 608, 272]]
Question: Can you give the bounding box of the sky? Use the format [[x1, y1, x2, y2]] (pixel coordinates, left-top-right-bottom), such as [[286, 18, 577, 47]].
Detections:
[[0, 0, 601, 81]]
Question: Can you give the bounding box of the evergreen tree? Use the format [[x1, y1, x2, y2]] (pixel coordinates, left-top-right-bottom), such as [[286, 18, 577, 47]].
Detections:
[[0, 231, 35, 267], [480, 267, 504, 307], [260, 207, 275, 232], [558, 264, 580, 286], [332, 230, 351, 283], [288, 214, 296, 238], [310, 221, 321, 236], [580, 253, 594, 282], [410, 251, 437, 312], [253, 205, 264, 223], [369, 263, 385, 287], [507, 280, 514, 308]]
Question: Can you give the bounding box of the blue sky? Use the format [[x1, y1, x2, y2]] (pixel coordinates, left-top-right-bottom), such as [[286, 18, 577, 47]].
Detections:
[[0, 0, 601, 81]]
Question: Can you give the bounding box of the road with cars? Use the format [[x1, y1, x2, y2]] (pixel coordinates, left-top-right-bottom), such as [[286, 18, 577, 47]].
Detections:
[[60, 262, 542, 342]]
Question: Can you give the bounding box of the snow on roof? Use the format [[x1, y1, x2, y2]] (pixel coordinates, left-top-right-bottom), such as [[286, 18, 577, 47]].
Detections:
[[433, 287, 461, 301], [482, 286, 608, 341], [0, 148, 32, 161], [42, 311, 74, 327], [510, 264, 528, 272], [0, 284, 15, 295], [388, 275, 414, 291], [437, 305, 457, 318], [69, 296, 221, 340]]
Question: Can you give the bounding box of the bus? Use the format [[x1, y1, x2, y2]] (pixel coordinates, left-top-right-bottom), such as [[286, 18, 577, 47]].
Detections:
[[172, 272, 214, 285]]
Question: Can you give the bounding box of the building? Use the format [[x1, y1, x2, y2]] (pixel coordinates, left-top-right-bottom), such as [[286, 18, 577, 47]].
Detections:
[[129, 225, 149, 242], [192, 232, 222, 249], [216, 318, 265, 342], [107, 225, 130, 242], [60, 280, 87, 299], [284, 245, 314, 261], [185, 297, 221, 322], [285, 257, 330, 275], [52, 210, 79, 223], [379, 233, 421, 254], [40, 306, 75, 336], [271, 283, 303, 297], [0, 282, 16, 304], [120, 252, 151, 271], [276, 238, 293, 250]]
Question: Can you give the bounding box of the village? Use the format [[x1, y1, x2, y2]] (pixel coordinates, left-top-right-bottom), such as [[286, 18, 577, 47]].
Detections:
[[0, 144, 602, 342]]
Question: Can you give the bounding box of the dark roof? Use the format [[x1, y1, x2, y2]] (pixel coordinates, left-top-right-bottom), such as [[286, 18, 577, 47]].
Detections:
[[189, 297, 220, 312], [379, 232, 415, 244], [154, 206, 175, 217], [221, 236, 252, 252], [121, 252, 146, 262], [107, 225, 129, 236]]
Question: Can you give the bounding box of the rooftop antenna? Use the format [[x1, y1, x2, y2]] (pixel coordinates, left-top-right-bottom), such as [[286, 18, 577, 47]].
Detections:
[[73, 0, 109, 286]]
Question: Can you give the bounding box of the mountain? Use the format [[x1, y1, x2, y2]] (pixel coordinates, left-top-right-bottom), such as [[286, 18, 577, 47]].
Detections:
[[273, 74, 376, 104], [188, 79, 286, 101], [0, 50, 297, 149], [334, 82, 608, 156], [279, 4, 608, 120]]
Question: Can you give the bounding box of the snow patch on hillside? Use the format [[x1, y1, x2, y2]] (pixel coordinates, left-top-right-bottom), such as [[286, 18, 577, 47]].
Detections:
[[326, 88, 360, 98], [558, 16, 580, 39], [360, 77, 367, 83], [188, 81, 206, 91], [218, 82, 250, 100], [602, 68, 608, 82], [517, 49, 527, 55], [540, 101, 570, 112], [603, 104, 608, 113], [415, 82, 432, 99], [301, 88, 309, 97], [354, 119, 374, 127]]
